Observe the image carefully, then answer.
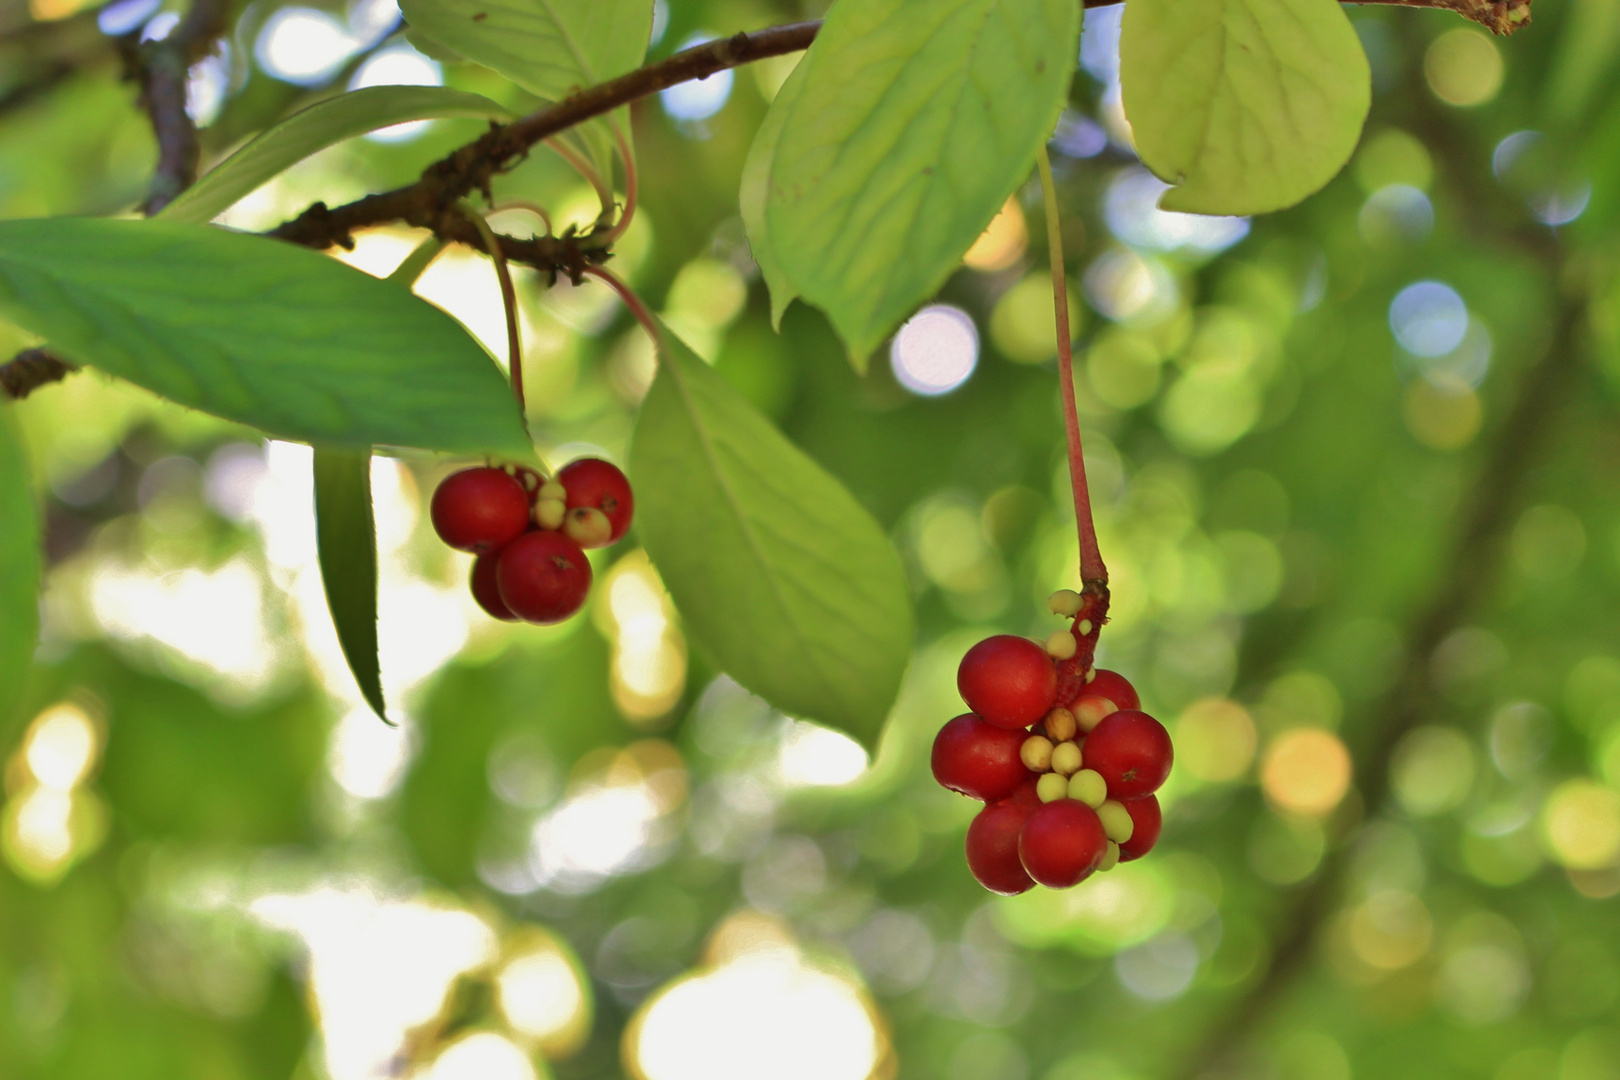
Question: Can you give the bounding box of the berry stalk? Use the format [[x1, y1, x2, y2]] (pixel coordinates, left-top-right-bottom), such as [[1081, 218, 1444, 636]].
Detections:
[[1036, 145, 1106, 592], [461, 203, 526, 413], [582, 264, 660, 344]]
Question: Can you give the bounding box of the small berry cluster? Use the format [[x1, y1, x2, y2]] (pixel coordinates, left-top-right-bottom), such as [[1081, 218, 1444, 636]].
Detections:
[[430, 458, 633, 624], [931, 589, 1173, 894]]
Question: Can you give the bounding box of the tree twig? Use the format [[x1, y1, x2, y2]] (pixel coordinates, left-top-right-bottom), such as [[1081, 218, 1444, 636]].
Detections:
[[0, 348, 76, 400]]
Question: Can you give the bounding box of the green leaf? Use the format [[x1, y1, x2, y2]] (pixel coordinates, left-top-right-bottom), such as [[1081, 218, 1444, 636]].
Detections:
[[739, 51, 807, 330], [314, 448, 387, 723], [630, 319, 913, 747], [400, 0, 651, 101], [1120, 0, 1370, 215], [160, 87, 515, 226], [0, 409, 38, 729], [751, 0, 1080, 368], [0, 218, 530, 457]]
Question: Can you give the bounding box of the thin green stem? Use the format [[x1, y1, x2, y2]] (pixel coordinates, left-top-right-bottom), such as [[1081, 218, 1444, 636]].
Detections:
[[459, 204, 526, 413], [1036, 145, 1106, 589]]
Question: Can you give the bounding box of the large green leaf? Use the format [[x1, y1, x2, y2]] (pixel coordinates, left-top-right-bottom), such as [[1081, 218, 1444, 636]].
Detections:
[[399, 0, 651, 101], [0, 409, 38, 730], [1120, 0, 1370, 215], [314, 448, 386, 724], [0, 218, 530, 456], [630, 320, 913, 747], [739, 51, 808, 330], [161, 87, 514, 226], [750, 0, 1079, 368]]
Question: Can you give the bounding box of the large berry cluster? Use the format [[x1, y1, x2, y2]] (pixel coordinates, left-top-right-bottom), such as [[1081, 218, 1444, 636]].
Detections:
[[931, 589, 1173, 894], [429, 458, 633, 624]]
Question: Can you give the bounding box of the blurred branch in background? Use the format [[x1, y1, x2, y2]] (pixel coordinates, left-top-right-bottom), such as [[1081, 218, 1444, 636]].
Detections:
[[0, 348, 75, 400], [1170, 84, 1585, 1080]]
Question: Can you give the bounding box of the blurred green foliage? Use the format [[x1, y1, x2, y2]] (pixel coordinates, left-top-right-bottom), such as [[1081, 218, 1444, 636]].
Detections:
[[5, 1, 1620, 1080]]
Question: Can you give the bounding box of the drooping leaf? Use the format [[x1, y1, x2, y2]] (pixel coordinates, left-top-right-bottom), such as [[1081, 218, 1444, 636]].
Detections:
[[1120, 0, 1370, 215], [750, 0, 1080, 368], [0, 409, 38, 730], [0, 218, 530, 457], [161, 87, 515, 225], [739, 51, 808, 330], [314, 448, 386, 723], [630, 319, 913, 747]]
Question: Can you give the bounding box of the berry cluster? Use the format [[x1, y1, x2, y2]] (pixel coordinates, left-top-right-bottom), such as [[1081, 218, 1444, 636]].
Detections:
[[931, 589, 1173, 894], [430, 458, 633, 624]]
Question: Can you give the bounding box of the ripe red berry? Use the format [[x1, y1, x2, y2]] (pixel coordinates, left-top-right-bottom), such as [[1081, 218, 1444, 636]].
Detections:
[[965, 798, 1036, 895], [431, 468, 531, 554], [958, 635, 1057, 730], [558, 458, 634, 545], [931, 714, 1032, 802], [469, 553, 518, 621], [496, 530, 592, 624], [1086, 668, 1140, 711], [1018, 799, 1108, 888], [1117, 794, 1162, 862], [1084, 709, 1173, 799]]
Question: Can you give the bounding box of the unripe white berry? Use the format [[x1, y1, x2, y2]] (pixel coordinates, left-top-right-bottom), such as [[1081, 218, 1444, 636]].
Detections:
[[1044, 706, 1077, 742], [1036, 773, 1069, 803], [1045, 631, 1077, 660], [539, 481, 567, 502], [1067, 769, 1106, 807], [1077, 619, 1093, 636], [536, 498, 567, 530], [1098, 800, 1134, 843], [1098, 841, 1120, 872], [1020, 735, 1054, 772], [1075, 696, 1117, 732], [1084, 667, 1096, 683], [1048, 589, 1083, 616], [1050, 740, 1082, 776], [564, 506, 613, 547]]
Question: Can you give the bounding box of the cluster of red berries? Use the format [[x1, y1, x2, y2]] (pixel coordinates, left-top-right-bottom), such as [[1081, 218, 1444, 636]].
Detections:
[[430, 458, 633, 624], [931, 589, 1173, 894]]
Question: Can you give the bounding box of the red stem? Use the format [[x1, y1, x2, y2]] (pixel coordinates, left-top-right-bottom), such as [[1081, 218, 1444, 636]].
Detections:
[[1037, 147, 1106, 589], [582, 265, 659, 343]]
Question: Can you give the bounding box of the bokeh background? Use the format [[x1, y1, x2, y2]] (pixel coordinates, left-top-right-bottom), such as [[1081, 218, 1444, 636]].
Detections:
[[5, 0, 1620, 1078]]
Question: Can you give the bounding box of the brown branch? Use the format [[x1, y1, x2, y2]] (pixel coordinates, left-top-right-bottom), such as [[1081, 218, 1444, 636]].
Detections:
[[0, 348, 76, 400], [118, 0, 235, 215]]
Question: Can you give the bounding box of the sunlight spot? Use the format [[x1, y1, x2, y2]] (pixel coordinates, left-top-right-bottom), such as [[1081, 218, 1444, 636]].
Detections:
[[777, 721, 869, 787], [891, 305, 978, 396], [1262, 728, 1351, 818]]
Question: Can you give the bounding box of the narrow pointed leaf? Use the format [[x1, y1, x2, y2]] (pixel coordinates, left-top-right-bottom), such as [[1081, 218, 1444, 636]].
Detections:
[[630, 320, 913, 747], [0, 218, 530, 456], [0, 409, 39, 730], [753, 0, 1079, 367], [315, 448, 387, 723], [1120, 0, 1370, 215], [161, 87, 514, 225]]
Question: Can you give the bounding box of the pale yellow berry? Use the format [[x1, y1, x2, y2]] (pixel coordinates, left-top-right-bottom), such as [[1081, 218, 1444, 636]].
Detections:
[[1020, 735, 1054, 772], [1084, 667, 1097, 683], [1077, 619, 1093, 636], [1036, 773, 1069, 803], [1067, 769, 1106, 807], [1050, 740, 1082, 776], [1048, 589, 1083, 616], [1045, 631, 1077, 660], [564, 506, 613, 547], [1098, 841, 1120, 872], [539, 481, 567, 502], [1044, 706, 1077, 743], [536, 498, 567, 530], [1098, 800, 1134, 843], [1075, 696, 1118, 732]]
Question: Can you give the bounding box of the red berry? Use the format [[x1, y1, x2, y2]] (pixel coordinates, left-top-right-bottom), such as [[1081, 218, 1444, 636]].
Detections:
[[931, 714, 1032, 802], [1086, 669, 1140, 711], [431, 468, 531, 554], [470, 553, 518, 621], [558, 458, 634, 545], [1117, 794, 1162, 862], [965, 798, 1036, 895], [496, 531, 592, 624], [1018, 799, 1107, 888], [1084, 709, 1173, 799], [958, 635, 1057, 730]]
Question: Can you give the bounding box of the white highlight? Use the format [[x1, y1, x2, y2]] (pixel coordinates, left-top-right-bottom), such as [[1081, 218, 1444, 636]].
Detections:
[[891, 305, 978, 396]]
